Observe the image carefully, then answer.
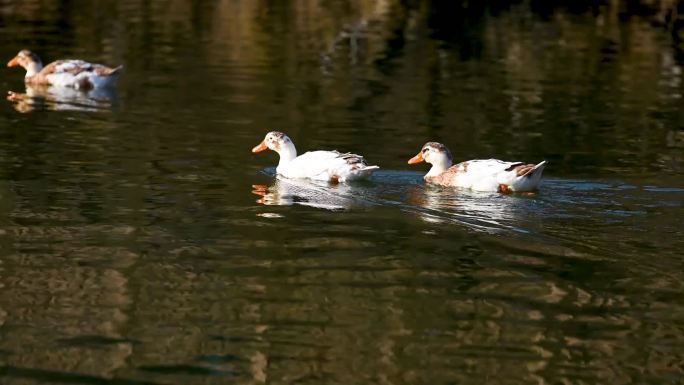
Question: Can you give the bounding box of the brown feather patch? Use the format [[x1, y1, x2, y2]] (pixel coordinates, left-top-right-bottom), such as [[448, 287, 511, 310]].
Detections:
[[95, 66, 120, 76], [505, 162, 525, 172], [77, 77, 93, 90], [337, 152, 372, 170], [454, 161, 468, 174], [513, 164, 537, 177]]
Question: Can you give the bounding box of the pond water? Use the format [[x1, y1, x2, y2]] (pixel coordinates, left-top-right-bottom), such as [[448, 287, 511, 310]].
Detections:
[[0, 1, 683, 384]]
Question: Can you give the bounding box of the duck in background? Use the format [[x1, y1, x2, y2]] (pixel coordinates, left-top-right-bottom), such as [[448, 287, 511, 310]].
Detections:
[[7, 49, 122, 90], [408, 142, 546, 193], [252, 131, 379, 183]]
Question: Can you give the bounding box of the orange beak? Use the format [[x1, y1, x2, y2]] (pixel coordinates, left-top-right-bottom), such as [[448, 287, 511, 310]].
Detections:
[[7, 57, 19, 67], [252, 140, 268, 153], [407, 151, 424, 164]]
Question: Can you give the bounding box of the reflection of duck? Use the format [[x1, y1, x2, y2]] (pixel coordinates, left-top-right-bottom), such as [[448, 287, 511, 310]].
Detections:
[[252, 131, 378, 183], [7, 84, 116, 113], [252, 177, 356, 210], [7, 49, 122, 89], [407, 185, 519, 231], [408, 142, 546, 193]]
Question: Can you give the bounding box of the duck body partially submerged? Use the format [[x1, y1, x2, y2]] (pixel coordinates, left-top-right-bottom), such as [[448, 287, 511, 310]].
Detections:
[[408, 142, 546, 193], [7, 50, 122, 90], [252, 131, 378, 183]]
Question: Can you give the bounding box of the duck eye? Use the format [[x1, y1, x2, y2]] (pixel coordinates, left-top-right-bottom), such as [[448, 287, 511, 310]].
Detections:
[[422, 148, 428, 153]]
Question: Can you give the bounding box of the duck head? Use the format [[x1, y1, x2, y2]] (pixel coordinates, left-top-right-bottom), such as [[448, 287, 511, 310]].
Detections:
[[252, 131, 298, 165], [7, 49, 43, 77], [408, 142, 454, 176]]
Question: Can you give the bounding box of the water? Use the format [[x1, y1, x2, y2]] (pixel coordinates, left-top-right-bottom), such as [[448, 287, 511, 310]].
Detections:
[[0, 1, 683, 384]]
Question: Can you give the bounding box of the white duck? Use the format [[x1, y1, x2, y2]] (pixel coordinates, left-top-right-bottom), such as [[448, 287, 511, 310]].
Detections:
[[252, 131, 379, 183], [7, 49, 122, 89], [408, 142, 546, 193]]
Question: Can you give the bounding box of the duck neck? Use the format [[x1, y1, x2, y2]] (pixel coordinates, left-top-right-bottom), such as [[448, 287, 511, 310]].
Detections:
[[25, 61, 43, 77], [426, 158, 452, 177], [277, 142, 298, 168]]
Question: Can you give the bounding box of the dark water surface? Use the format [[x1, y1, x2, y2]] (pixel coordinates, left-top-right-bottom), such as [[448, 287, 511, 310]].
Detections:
[[1, 1, 683, 384]]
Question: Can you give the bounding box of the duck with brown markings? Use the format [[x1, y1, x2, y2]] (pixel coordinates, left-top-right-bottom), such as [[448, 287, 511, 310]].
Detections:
[[408, 142, 546, 193], [7, 49, 122, 90]]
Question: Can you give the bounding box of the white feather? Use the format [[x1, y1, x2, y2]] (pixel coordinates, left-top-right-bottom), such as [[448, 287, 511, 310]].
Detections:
[[255, 132, 378, 183], [44, 60, 120, 89], [457, 159, 546, 191], [278, 150, 377, 182]]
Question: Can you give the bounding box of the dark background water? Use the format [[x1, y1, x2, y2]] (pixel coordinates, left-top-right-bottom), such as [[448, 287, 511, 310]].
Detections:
[[0, 1, 683, 384]]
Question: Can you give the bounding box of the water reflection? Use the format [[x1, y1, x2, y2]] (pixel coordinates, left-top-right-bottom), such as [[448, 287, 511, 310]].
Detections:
[[6, 84, 116, 113], [406, 184, 522, 231], [251, 176, 358, 211]]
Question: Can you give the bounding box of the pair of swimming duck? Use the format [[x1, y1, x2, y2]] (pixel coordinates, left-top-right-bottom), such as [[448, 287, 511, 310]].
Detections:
[[6, 50, 546, 192], [253, 131, 547, 193]]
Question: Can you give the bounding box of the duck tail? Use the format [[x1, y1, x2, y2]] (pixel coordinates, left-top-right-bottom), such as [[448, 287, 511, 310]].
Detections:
[[104, 65, 123, 76], [360, 165, 380, 171], [522, 160, 546, 178], [345, 164, 378, 181]]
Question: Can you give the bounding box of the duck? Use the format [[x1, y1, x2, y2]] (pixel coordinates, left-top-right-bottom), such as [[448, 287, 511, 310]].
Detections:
[[7, 49, 122, 89], [408, 142, 546, 193], [252, 131, 379, 183]]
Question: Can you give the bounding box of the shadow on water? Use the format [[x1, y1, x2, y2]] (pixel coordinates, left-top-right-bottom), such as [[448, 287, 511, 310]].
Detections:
[[0, 365, 165, 385]]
